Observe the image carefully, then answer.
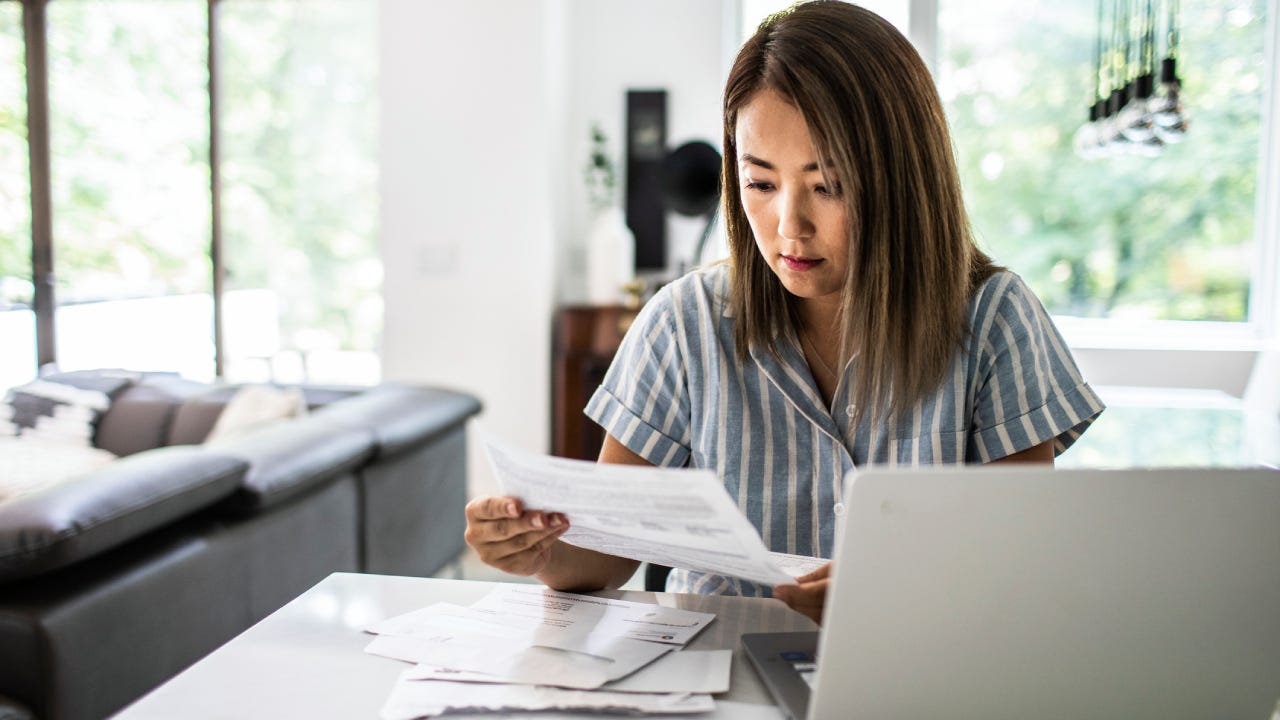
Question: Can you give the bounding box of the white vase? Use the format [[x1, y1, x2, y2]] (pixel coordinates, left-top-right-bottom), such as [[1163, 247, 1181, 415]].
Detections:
[[585, 205, 635, 305]]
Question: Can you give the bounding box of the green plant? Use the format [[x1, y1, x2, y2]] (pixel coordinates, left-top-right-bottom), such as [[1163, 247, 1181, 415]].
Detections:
[[584, 122, 617, 211]]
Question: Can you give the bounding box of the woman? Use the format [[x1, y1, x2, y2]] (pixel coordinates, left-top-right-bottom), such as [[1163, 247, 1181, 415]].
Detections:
[[464, 1, 1104, 623]]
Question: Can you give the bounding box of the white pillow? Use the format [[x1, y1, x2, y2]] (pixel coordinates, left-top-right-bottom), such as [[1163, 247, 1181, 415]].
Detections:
[[0, 435, 117, 505], [204, 385, 308, 443]]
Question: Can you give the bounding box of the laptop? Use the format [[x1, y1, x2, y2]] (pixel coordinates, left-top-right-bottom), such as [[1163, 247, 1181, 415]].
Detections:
[[743, 465, 1280, 720]]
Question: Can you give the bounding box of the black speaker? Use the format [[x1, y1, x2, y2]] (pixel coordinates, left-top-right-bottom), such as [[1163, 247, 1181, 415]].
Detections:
[[625, 90, 667, 271]]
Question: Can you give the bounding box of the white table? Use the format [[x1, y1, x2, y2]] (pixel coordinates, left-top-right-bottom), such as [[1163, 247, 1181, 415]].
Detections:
[[112, 572, 817, 719]]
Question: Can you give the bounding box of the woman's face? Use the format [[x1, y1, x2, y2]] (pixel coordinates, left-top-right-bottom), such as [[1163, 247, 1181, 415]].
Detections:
[[735, 88, 850, 314]]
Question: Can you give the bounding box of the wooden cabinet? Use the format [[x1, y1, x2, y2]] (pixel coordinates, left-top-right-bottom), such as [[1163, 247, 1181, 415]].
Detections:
[[550, 302, 675, 590], [550, 304, 637, 460]]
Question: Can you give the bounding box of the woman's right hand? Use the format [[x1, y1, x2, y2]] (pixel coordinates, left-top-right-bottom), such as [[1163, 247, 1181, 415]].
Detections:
[[463, 496, 569, 577]]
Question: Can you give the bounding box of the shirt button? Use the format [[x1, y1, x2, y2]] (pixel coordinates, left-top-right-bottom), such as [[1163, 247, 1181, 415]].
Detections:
[[845, 404, 856, 417], [833, 502, 847, 517]]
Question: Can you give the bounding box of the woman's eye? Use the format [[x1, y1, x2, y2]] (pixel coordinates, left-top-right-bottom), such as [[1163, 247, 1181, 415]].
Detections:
[[744, 180, 774, 192], [815, 183, 842, 197]]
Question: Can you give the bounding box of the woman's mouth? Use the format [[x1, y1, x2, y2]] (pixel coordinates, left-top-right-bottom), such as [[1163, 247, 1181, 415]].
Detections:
[[781, 254, 823, 271]]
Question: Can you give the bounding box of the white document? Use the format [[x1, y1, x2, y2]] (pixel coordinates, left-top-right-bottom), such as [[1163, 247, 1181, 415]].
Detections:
[[365, 602, 529, 640], [363, 628, 671, 689], [379, 671, 715, 720], [365, 634, 618, 689], [405, 649, 733, 695], [467, 585, 714, 645], [769, 551, 829, 579], [603, 649, 732, 694], [396, 700, 784, 720], [484, 435, 793, 587]]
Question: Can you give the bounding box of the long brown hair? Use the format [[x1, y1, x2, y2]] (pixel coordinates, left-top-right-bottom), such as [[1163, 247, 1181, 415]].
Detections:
[[724, 0, 999, 421]]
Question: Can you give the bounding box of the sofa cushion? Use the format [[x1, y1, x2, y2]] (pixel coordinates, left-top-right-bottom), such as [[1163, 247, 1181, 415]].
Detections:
[[312, 384, 482, 459], [167, 386, 239, 446], [95, 375, 212, 456], [208, 414, 375, 513], [0, 446, 247, 582], [169, 385, 361, 447]]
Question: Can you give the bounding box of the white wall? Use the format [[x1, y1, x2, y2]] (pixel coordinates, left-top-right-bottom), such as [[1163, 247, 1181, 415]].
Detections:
[[380, 0, 732, 497], [560, 0, 733, 303], [380, 1, 562, 496]]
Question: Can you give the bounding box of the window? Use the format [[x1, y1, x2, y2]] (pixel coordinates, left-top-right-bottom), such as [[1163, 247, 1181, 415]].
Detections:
[[0, 0, 380, 388], [0, 0, 34, 391], [940, 0, 1265, 325], [738, 0, 1274, 342], [219, 0, 380, 384], [47, 0, 214, 379]]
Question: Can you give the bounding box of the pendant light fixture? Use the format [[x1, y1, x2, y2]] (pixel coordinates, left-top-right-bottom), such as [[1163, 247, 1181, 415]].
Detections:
[[1075, 0, 1187, 158], [1073, 0, 1109, 159], [1149, 0, 1188, 142], [1118, 0, 1157, 143]]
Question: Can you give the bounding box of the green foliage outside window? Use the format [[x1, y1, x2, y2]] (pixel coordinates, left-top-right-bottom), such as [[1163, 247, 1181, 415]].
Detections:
[[942, 0, 1264, 322], [0, 2, 30, 305], [46, 1, 211, 304], [219, 0, 381, 357], [0, 0, 379, 369]]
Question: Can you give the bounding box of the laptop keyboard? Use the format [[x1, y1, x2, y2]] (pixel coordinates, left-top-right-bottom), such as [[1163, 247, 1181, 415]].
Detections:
[[781, 651, 819, 689]]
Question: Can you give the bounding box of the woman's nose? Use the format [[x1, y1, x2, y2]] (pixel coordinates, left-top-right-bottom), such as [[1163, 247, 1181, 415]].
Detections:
[[777, 189, 814, 241]]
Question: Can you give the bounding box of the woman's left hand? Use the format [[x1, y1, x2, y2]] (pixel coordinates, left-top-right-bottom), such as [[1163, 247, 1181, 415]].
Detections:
[[772, 562, 831, 625]]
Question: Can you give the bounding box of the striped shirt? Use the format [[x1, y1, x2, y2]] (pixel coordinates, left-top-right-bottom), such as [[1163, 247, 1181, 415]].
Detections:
[[585, 263, 1105, 596]]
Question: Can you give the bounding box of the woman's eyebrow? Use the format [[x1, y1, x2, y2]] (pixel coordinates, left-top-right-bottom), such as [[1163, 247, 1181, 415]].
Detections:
[[740, 153, 827, 173]]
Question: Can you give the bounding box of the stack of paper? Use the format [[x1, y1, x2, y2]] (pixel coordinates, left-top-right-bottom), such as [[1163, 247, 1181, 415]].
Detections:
[[365, 585, 731, 719]]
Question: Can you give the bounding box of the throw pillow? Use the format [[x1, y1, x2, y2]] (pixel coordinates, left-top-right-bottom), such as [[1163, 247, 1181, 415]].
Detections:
[[2, 379, 113, 448], [204, 385, 308, 443]]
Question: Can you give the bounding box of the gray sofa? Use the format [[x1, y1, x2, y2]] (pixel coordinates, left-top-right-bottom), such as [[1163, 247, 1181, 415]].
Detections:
[[0, 372, 481, 720]]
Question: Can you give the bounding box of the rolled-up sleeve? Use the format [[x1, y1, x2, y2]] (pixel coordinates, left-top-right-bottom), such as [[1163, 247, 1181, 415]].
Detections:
[[968, 274, 1106, 461], [585, 290, 692, 468]]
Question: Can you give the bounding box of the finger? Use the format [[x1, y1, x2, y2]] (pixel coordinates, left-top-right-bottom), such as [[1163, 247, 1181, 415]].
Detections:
[[773, 579, 829, 625], [522, 527, 568, 564], [526, 510, 557, 530], [490, 524, 568, 559], [772, 582, 799, 601], [794, 562, 832, 584], [465, 495, 523, 521], [489, 526, 569, 572], [468, 511, 556, 549]]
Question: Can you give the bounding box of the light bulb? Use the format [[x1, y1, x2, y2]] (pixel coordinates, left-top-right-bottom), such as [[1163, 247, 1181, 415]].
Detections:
[[1073, 124, 1098, 158], [1118, 100, 1154, 142], [1101, 87, 1132, 155], [1073, 102, 1107, 159], [1119, 74, 1156, 142], [1148, 57, 1184, 128], [1155, 116, 1188, 143], [1131, 134, 1165, 157]]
